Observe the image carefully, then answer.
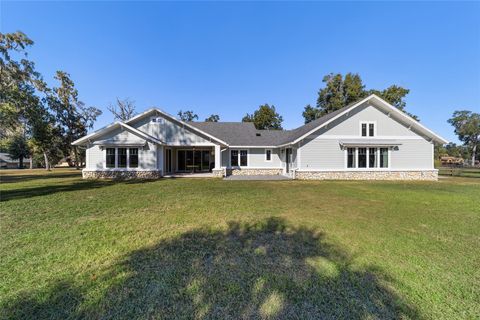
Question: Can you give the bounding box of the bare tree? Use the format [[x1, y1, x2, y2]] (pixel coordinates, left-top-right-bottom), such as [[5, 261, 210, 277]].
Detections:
[[108, 98, 136, 121]]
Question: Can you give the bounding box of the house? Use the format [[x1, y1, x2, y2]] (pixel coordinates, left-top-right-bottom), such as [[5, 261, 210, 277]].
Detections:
[[0, 153, 31, 169], [72, 94, 448, 180]]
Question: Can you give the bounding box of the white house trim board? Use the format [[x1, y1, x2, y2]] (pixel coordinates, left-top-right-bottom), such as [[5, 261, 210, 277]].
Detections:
[[291, 95, 448, 145], [125, 108, 229, 146]]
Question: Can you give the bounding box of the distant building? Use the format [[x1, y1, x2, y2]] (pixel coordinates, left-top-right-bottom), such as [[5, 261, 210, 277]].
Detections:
[[0, 153, 31, 169]]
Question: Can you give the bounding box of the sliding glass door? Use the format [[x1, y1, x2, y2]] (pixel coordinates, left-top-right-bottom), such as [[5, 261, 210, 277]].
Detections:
[[177, 149, 211, 173]]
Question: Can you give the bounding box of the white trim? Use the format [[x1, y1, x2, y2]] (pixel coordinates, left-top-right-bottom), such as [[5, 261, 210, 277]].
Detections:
[[125, 108, 229, 145], [265, 149, 272, 162], [229, 145, 278, 148], [165, 143, 217, 147], [307, 135, 424, 140], [72, 121, 164, 146], [290, 94, 448, 145], [118, 122, 164, 145], [224, 166, 283, 169]]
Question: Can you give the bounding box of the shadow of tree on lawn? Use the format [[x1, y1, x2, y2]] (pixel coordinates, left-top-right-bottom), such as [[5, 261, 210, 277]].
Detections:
[[2, 218, 420, 319], [0, 178, 159, 202]]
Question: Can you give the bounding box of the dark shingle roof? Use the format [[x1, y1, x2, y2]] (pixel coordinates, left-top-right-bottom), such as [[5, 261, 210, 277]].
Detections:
[[188, 103, 354, 146]]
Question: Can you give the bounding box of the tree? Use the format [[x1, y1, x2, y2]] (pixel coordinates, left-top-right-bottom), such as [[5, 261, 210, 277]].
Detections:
[[302, 104, 320, 124], [303, 73, 414, 123], [0, 31, 47, 135], [205, 114, 220, 122], [242, 104, 283, 130], [448, 110, 480, 165], [108, 97, 136, 121], [178, 110, 198, 122], [48, 71, 101, 169], [7, 134, 30, 168]]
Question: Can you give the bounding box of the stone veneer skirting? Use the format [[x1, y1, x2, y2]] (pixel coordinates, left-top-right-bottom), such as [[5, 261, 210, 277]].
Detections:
[[82, 170, 162, 180], [211, 169, 225, 178], [294, 170, 438, 181], [225, 168, 283, 176]]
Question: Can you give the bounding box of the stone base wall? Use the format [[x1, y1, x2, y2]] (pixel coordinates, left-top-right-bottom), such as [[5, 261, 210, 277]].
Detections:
[[82, 170, 162, 180], [211, 168, 225, 178], [295, 170, 438, 181], [226, 168, 283, 176]]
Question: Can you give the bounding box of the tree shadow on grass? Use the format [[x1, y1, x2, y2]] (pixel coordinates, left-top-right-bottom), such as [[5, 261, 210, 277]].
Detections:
[[0, 178, 160, 202], [1, 218, 420, 319]]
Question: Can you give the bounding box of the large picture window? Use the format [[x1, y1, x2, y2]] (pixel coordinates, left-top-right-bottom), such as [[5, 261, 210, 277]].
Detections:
[[358, 148, 367, 168], [106, 148, 116, 168], [347, 148, 355, 168], [346, 147, 389, 169], [118, 148, 127, 168], [369, 148, 377, 168], [105, 147, 140, 169], [129, 148, 138, 168], [380, 148, 389, 168]]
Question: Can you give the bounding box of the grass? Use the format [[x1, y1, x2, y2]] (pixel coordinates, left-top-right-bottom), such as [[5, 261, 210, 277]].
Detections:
[[0, 169, 479, 319]]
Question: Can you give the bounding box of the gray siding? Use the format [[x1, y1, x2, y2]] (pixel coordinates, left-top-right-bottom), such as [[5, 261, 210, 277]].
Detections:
[[86, 142, 157, 170], [221, 148, 282, 168], [299, 139, 344, 170], [297, 103, 434, 170], [391, 139, 433, 169], [248, 148, 282, 168], [323, 103, 417, 137], [130, 112, 214, 145]]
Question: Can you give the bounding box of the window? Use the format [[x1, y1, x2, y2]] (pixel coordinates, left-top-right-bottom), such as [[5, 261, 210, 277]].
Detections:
[[129, 148, 138, 168], [265, 149, 272, 161], [360, 122, 375, 137], [369, 148, 377, 168], [369, 123, 375, 137], [380, 148, 389, 168], [117, 148, 127, 168], [151, 117, 164, 124], [230, 150, 239, 166], [106, 148, 115, 168], [240, 150, 248, 166], [347, 148, 356, 168], [358, 148, 367, 168], [230, 149, 248, 167], [346, 147, 389, 169]]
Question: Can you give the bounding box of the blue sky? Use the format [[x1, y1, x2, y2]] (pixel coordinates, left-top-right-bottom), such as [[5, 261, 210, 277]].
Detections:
[[2, 1, 479, 143]]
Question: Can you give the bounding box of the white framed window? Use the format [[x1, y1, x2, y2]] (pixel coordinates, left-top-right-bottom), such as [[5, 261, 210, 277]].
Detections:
[[106, 148, 116, 168], [151, 116, 164, 124], [265, 149, 272, 161], [230, 149, 248, 167], [360, 121, 376, 137], [104, 147, 140, 169], [345, 147, 389, 169]]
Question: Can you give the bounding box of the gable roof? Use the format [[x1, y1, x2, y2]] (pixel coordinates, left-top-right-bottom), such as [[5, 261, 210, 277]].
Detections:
[[125, 108, 229, 145], [73, 94, 448, 147], [187, 122, 289, 146], [72, 121, 164, 146]]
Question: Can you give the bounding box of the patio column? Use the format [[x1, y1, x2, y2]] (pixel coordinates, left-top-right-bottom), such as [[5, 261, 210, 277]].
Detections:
[[157, 145, 164, 174], [214, 144, 221, 169]]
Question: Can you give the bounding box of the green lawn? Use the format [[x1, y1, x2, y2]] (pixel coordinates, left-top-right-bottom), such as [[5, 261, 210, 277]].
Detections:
[[1, 169, 479, 319]]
